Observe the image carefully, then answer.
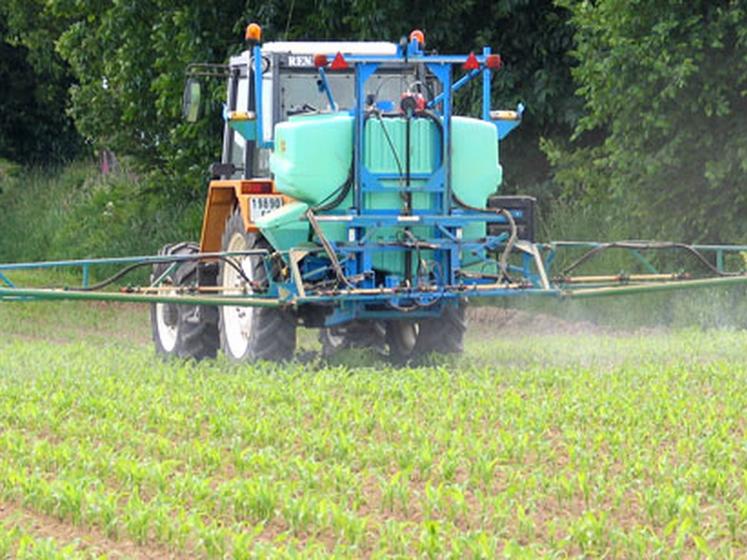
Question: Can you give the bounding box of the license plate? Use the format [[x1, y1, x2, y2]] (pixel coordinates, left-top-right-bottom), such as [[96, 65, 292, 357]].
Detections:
[[249, 196, 284, 221]]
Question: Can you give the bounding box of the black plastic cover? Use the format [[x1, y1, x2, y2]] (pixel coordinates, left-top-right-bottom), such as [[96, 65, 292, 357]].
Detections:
[[487, 195, 537, 242]]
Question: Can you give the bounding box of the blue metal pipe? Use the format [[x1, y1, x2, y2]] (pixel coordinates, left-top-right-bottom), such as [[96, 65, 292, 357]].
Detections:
[[253, 44, 273, 149], [0, 272, 14, 288], [482, 47, 491, 121], [427, 68, 481, 109], [316, 67, 338, 111], [0, 250, 269, 271]]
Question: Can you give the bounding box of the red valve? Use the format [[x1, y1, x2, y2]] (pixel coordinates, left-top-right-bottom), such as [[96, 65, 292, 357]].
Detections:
[[400, 92, 426, 114]]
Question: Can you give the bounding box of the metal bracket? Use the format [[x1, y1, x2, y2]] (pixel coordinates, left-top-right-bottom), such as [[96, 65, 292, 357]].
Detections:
[[289, 249, 310, 298], [514, 240, 550, 290]]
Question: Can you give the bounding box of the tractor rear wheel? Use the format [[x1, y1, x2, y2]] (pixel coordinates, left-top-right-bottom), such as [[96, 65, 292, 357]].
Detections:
[[218, 209, 296, 362], [385, 321, 420, 364], [319, 321, 387, 358], [384, 303, 467, 363], [150, 242, 220, 360], [414, 303, 467, 355]]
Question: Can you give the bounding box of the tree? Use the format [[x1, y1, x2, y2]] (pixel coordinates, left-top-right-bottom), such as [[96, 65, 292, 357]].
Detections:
[[2, 0, 578, 201], [549, 0, 747, 243], [0, 9, 80, 164]]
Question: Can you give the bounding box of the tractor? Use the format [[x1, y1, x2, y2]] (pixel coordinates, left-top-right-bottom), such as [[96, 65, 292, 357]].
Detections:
[[153, 25, 528, 363], [4, 24, 747, 361]]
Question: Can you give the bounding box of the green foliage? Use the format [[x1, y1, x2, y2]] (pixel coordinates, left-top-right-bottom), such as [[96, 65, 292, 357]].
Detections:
[[51, 1, 235, 194], [8, 0, 747, 254], [550, 0, 747, 242], [0, 158, 22, 187], [1, 0, 578, 200], [0, 163, 202, 265], [0, 525, 94, 560], [0, 10, 81, 164]]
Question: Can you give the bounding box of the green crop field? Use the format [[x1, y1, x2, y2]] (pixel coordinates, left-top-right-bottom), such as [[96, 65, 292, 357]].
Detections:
[[1, 298, 747, 558]]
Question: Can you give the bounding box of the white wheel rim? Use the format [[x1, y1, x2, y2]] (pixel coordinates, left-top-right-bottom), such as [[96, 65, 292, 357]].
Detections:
[[222, 233, 255, 359], [402, 323, 418, 351], [326, 328, 347, 349], [155, 287, 178, 352], [392, 322, 418, 353]]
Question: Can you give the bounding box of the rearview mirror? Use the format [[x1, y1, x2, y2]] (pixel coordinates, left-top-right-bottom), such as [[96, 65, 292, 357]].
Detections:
[[182, 78, 203, 122]]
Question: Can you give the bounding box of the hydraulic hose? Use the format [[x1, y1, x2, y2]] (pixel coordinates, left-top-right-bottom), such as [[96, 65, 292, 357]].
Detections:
[[561, 241, 743, 278], [69, 253, 263, 292], [451, 192, 518, 282], [305, 208, 353, 288], [369, 110, 408, 206], [312, 168, 353, 212]]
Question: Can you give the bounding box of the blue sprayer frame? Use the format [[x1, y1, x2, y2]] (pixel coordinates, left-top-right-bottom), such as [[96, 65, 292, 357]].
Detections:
[[248, 37, 540, 325]]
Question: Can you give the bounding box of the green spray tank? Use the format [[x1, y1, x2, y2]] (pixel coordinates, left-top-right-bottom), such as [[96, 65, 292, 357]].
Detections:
[[258, 111, 502, 276]]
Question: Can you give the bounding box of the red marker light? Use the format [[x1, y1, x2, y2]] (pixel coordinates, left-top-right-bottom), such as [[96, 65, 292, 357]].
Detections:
[[241, 181, 273, 194], [313, 54, 328, 68], [330, 52, 349, 70], [486, 54, 503, 69], [463, 52, 480, 71]]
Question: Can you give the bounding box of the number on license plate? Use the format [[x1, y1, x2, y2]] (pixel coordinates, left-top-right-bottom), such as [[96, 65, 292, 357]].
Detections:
[[250, 196, 284, 221]]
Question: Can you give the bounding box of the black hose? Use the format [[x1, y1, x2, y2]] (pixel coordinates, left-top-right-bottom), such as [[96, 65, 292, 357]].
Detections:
[[71, 253, 263, 292], [312, 168, 353, 212], [417, 109, 445, 162], [451, 192, 518, 282], [371, 111, 407, 205], [560, 241, 742, 277]]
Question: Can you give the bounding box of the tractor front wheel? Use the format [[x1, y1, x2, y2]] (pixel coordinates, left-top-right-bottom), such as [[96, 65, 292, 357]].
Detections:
[[218, 209, 296, 362]]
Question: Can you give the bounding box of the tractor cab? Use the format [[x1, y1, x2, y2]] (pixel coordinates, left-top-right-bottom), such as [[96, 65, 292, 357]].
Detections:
[[219, 41, 441, 179]]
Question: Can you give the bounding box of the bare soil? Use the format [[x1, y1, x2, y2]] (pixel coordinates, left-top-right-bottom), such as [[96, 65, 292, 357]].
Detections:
[[0, 501, 175, 559]]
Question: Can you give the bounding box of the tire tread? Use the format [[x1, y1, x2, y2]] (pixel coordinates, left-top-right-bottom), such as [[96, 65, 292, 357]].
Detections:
[[218, 210, 296, 362]]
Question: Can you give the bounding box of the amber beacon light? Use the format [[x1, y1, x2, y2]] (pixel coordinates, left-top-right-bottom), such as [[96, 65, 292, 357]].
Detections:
[[245, 23, 262, 43], [409, 29, 425, 46]]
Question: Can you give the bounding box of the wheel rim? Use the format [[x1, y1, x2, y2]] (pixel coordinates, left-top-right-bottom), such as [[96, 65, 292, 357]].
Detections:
[[155, 287, 178, 352], [401, 323, 418, 352], [325, 328, 347, 350], [222, 232, 255, 359], [391, 322, 419, 354]]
